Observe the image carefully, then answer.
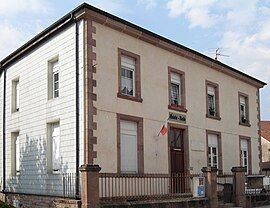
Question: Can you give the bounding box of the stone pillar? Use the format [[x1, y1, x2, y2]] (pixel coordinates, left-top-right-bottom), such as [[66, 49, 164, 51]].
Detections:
[[79, 164, 101, 208], [201, 167, 218, 208], [231, 166, 246, 207]]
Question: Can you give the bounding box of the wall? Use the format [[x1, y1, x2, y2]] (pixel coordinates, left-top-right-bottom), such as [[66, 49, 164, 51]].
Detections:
[[0, 71, 3, 190], [261, 137, 270, 162], [93, 21, 260, 174], [1, 20, 84, 196]]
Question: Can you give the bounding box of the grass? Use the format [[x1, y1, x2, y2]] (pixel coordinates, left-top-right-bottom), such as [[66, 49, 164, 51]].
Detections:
[[0, 202, 14, 208]]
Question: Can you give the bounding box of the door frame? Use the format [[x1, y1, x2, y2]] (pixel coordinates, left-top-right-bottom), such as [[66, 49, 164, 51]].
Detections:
[[167, 123, 190, 174]]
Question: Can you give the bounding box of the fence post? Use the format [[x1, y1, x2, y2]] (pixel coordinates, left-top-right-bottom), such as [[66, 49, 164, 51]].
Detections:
[[79, 164, 101, 208], [231, 166, 246, 207], [202, 167, 218, 208]]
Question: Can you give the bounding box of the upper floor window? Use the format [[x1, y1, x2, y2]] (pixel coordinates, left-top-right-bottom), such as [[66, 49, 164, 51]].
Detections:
[[239, 92, 250, 126], [12, 79, 20, 112], [118, 49, 142, 102], [121, 56, 135, 96], [11, 131, 20, 175], [206, 81, 220, 120], [168, 67, 186, 112], [48, 58, 59, 100]]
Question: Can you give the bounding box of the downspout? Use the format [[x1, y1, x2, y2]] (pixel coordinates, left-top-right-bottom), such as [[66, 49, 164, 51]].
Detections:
[[74, 16, 80, 199], [2, 67, 6, 192]]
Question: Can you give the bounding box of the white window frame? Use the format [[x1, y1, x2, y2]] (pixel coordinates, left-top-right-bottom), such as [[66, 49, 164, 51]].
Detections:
[[11, 132, 20, 175], [120, 55, 136, 97], [208, 134, 218, 168], [240, 96, 247, 120], [52, 61, 59, 98], [12, 79, 20, 112], [120, 120, 138, 173], [207, 85, 216, 116], [170, 73, 181, 105], [47, 122, 61, 174], [240, 139, 249, 173], [48, 58, 59, 100]]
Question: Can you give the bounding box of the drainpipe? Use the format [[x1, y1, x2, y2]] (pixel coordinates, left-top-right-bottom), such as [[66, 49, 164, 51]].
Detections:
[[74, 16, 80, 199], [1, 67, 6, 193]]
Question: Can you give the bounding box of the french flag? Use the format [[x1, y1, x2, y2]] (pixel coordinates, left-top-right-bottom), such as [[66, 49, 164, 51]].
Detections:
[[158, 120, 168, 136]]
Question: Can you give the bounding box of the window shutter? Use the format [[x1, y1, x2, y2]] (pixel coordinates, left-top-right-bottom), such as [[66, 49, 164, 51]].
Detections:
[[15, 135, 20, 172], [171, 73, 181, 84], [241, 139, 248, 149], [52, 123, 61, 171], [240, 96, 246, 105], [120, 121, 138, 173], [52, 61, 59, 73], [207, 85, 215, 95], [208, 134, 218, 147], [121, 56, 135, 70]]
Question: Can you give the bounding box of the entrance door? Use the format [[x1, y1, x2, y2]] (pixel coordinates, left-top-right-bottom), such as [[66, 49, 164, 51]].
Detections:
[[169, 127, 185, 193]]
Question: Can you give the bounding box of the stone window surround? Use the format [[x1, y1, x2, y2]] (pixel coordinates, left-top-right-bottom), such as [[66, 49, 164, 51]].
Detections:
[[205, 80, 221, 120], [117, 48, 142, 103], [239, 136, 252, 174], [168, 67, 187, 113], [238, 92, 251, 127], [206, 130, 223, 174]]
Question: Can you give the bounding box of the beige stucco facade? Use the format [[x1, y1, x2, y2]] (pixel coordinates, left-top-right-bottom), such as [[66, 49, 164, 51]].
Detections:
[[92, 21, 261, 174], [262, 137, 270, 162]]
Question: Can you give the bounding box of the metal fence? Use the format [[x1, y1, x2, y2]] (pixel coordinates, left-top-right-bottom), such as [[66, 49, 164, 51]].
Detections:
[[99, 173, 202, 202], [62, 173, 80, 198]]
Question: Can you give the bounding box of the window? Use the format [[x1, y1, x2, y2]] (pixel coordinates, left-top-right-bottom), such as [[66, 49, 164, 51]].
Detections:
[[118, 49, 142, 102], [120, 120, 138, 173], [170, 73, 181, 105], [206, 81, 220, 119], [121, 56, 135, 96], [11, 132, 20, 175], [206, 131, 222, 173], [117, 114, 144, 174], [168, 67, 186, 112], [208, 134, 218, 168], [240, 138, 251, 174], [47, 122, 61, 173], [239, 93, 249, 126], [12, 79, 20, 112], [48, 59, 59, 99]]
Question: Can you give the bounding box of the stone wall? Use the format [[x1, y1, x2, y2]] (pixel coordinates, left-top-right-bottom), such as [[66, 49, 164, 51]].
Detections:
[[2, 193, 81, 208]]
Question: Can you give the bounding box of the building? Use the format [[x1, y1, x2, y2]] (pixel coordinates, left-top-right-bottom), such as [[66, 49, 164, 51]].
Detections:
[[260, 121, 270, 175], [0, 3, 266, 207]]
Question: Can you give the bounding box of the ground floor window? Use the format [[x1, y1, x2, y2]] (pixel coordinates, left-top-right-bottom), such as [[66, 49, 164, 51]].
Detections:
[[206, 131, 222, 173], [240, 138, 251, 173], [117, 114, 144, 174]]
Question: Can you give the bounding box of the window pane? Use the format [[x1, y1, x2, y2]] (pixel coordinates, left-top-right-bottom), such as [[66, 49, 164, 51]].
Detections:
[[121, 68, 134, 96], [15, 135, 20, 173], [208, 94, 215, 116], [171, 83, 180, 105], [15, 81, 20, 111], [52, 123, 61, 171], [120, 55, 136, 97]]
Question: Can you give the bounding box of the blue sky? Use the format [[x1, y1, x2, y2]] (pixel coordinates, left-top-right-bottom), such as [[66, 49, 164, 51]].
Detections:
[[0, 0, 269, 119]]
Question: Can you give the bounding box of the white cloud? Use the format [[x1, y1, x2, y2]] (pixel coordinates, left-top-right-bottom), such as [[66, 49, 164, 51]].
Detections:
[[137, 0, 157, 9], [166, 0, 218, 28], [0, 0, 51, 15]]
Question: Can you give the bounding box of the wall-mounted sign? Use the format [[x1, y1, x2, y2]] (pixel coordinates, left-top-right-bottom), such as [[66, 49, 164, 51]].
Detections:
[[169, 112, 186, 124]]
